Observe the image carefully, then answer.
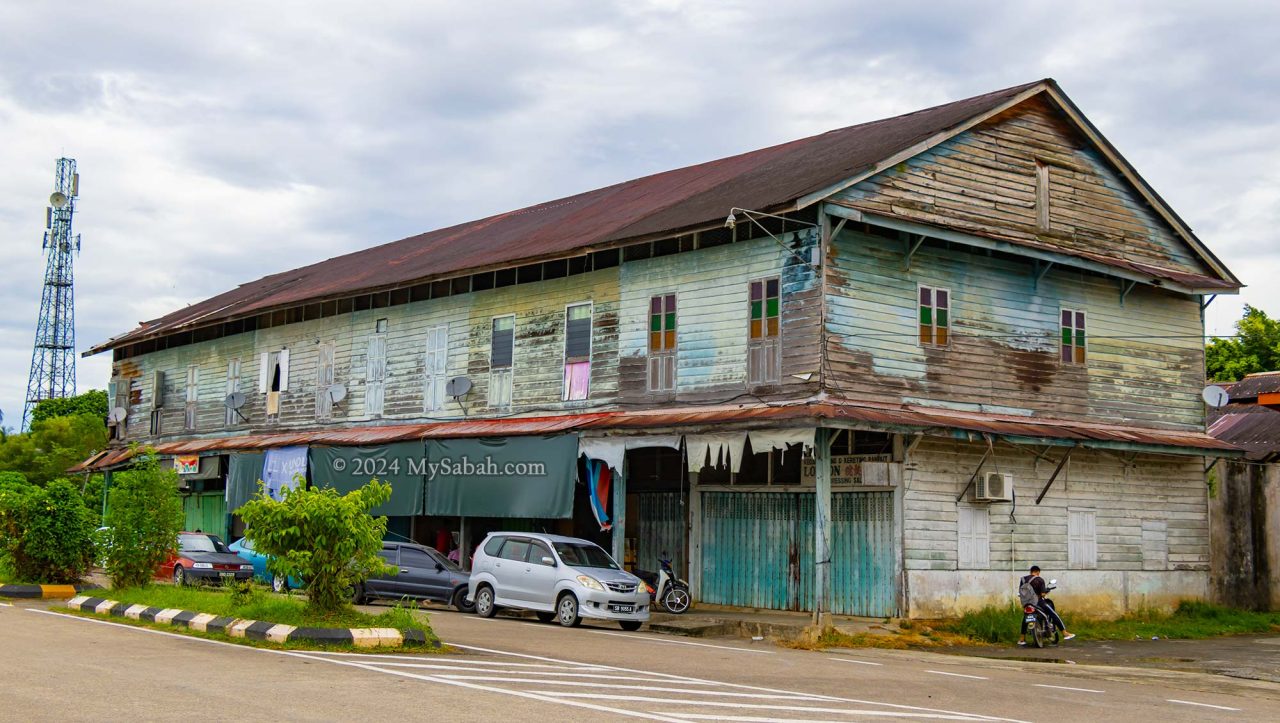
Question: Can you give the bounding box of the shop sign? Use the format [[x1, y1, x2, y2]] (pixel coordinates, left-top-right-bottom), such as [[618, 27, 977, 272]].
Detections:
[[801, 454, 893, 486]]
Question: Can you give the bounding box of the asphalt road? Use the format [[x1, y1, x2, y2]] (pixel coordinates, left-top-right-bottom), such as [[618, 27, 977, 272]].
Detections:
[[1, 599, 1275, 722]]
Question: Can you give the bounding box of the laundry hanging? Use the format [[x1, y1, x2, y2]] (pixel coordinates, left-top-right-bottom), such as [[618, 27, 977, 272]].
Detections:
[[586, 459, 612, 532]]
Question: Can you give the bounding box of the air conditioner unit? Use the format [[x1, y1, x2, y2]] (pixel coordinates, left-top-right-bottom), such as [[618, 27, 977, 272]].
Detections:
[[976, 472, 1013, 502]]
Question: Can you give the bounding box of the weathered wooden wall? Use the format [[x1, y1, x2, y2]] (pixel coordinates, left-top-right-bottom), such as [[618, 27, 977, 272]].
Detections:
[[824, 227, 1205, 429], [1209, 460, 1280, 611], [903, 437, 1209, 617], [109, 234, 820, 443], [834, 95, 1212, 276]]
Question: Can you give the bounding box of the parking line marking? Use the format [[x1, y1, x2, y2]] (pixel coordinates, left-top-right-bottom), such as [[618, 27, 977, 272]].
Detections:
[[33, 610, 1026, 723], [585, 630, 775, 654], [662, 716, 842, 723], [368, 661, 618, 674], [925, 670, 989, 680], [1167, 699, 1241, 712], [378, 667, 711, 684], [542, 693, 1000, 719], [439, 677, 826, 700], [829, 657, 883, 666], [0, 602, 12, 607], [1033, 684, 1104, 694]]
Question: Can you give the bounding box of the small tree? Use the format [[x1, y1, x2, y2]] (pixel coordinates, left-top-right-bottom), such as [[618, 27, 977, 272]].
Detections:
[[104, 453, 184, 589], [30, 389, 110, 426], [1206, 304, 1280, 381], [239, 479, 392, 615], [0, 477, 96, 583]]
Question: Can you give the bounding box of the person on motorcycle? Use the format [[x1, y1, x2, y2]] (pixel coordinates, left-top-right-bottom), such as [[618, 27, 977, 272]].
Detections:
[[1017, 565, 1075, 645]]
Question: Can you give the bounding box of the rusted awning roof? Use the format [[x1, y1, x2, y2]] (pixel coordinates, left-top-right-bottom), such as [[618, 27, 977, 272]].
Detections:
[[70, 400, 1236, 473]]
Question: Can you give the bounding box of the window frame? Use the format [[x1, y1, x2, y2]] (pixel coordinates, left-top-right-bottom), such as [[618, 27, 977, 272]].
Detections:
[[489, 314, 516, 409], [224, 358, 241, 427], [1067, 508, 1098, 570], [184, 364, 199, 431], [747, 277, 782, 385], [424, 324, 449, 413], [1059, 307, 1087, 365], [562, 302, 593, 401], [957, 504, 991, 570], [647, 292, 678, 393], [917, 284, 952, 348]]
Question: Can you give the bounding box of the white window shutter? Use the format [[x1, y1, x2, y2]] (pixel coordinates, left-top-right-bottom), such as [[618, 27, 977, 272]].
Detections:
[[278, 349, 290, 391], [258, 352, 269, 392]]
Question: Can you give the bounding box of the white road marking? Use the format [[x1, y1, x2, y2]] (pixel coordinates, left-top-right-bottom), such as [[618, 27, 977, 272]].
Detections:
[[1033, 684, 1104, 694], [0, 602, 12, 607], [1167, 699, 1241, 712], [438, 677, 826, 699], [368, 661, 623, 675], [541, 693, 998, 720], [663, 716, 844, 723], [828, 656, 883, 666], [586, 629, 775, 654], [925, 670, 989, 680], [31, 608, 1027, 723]]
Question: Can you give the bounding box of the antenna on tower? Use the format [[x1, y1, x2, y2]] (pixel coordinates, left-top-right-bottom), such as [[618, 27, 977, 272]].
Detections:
[[23, 158, 80, 429]]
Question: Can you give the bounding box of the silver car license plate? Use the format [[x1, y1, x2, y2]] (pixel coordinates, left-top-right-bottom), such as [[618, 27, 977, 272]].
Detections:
[[610, 604, 635, 613]]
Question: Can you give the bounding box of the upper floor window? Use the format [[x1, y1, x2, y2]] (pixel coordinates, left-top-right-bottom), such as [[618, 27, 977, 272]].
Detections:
[[365, 335, 387, 418], [224, 359, 241, 426], [1060, 309, 1086, 364], [111, 377, 130, 440], [184, 365, 199, 431], [918, 286, 950, 347], [748, 278, 780, 384], [1036, 160, 1052, 231], [149, 370, 164, 435], [490, 315, 515, 408], [563, 303, 592, 401], [424, 325, 448, 412], [648, 294, 676, 393], [258, 349, 290, 417], [315, 342, 336, 421]]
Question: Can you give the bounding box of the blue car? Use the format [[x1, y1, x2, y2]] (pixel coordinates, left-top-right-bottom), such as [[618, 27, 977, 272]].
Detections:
[[228, 537, 303, 592]]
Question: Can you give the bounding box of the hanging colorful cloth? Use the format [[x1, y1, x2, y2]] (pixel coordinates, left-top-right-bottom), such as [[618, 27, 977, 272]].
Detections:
[[586, 459, 612, 532]]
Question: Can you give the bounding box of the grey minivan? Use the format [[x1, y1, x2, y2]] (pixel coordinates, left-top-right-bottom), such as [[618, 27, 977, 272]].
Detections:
[[468, 533, 649, 630]]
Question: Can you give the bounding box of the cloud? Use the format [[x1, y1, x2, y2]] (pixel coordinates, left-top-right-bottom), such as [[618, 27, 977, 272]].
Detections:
[[0, 0, 1276, 423]]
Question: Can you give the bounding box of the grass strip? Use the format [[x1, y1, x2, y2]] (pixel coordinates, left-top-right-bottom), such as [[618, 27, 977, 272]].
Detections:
[[102, 584, 437, 644], [939, 600, 1280, 645]]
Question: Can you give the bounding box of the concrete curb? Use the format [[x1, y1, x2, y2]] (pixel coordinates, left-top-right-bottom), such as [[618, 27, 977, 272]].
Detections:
[[0, 583, 101, 600], [65, 596, 437, 648]]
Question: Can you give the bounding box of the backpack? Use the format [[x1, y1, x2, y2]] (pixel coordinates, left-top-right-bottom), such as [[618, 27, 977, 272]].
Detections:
[[1018, 576, 1039, 607]]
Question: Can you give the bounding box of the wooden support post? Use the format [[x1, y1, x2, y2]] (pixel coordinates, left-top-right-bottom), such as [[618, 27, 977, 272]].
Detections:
[[612, 458, 628, 565], [1033, 260, 1055, 291], [902, 234, 926, 271], [1035, 447, 1075, 505], [1119, 279, 1137, 306], [101, 470, 112, 519], [459, 517, 469, 572], [813, 427, 832, 627]]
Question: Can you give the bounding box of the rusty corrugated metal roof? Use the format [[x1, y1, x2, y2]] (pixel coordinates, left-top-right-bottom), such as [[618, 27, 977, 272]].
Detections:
[[1220, 372, 1280, 401], [89, 81, 1059, 355], [70, 400, 1236, 473], [1208, 402, 1280, 461]]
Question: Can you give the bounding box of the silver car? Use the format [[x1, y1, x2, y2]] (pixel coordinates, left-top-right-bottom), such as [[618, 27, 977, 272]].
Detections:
[[468, 532, 649, 630]]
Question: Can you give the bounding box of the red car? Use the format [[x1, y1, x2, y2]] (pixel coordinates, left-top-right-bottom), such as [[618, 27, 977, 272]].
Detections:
[[157, 532, 254, 586]]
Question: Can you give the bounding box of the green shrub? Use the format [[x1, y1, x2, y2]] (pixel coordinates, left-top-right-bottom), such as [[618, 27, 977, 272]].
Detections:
[[239, 479, 393, 615], [0, 477, 96, 583], [104, 452, 184, 588]]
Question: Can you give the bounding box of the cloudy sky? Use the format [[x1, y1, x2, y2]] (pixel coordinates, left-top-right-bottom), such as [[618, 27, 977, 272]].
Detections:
[[1, 1, 1277, 427]]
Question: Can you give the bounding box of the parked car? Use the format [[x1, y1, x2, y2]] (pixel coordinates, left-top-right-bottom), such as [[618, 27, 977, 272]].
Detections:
[[468, 533, 649, 630], [228, 537, 303, 592], [158, 532, 254, 586], [353, 541, 474, 612]]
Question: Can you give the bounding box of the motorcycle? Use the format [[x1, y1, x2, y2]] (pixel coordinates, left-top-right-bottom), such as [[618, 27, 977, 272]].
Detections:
[[636, 556, 691, 614], [1022, 579, 1062, 648]]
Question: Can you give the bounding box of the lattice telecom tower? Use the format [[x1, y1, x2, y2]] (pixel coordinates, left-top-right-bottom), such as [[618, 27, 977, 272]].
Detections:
[[23, 158, 81, 429]]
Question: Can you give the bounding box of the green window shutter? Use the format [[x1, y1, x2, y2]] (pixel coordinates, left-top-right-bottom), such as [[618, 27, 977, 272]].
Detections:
[[766, 298, 779, 318], [936, 308, 948, 327], [751, 300, 763, 320], [920, 307, 933, 325]]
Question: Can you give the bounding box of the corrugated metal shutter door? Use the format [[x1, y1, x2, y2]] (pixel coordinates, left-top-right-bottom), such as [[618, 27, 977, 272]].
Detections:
[[700, 492, 812, 611], [183, 492, 228, 539], [635, 493, 685, 577], [829, 491, 895, 617]]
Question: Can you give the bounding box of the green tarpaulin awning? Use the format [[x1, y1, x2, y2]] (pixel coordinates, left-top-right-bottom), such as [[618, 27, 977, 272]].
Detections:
[[310, 441, 426, 516], [226, 451, 264, 513], [426, 435, 578, 518]]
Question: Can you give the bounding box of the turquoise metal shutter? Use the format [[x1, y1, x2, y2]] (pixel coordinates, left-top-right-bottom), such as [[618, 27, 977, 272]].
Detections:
[[635, 493, 686, 576], [699, 492, 812, 611], [829, 491, 896, 617]]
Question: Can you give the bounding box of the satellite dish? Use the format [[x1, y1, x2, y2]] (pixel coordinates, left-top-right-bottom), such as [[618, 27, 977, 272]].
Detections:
[[107, 407, 128, 423], [445, 376, 473, 399], [224, 392, 246, 410], [327, 383, 347, 404], [1202, 385, 1230, 408], [49, 192, 68, 209]]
